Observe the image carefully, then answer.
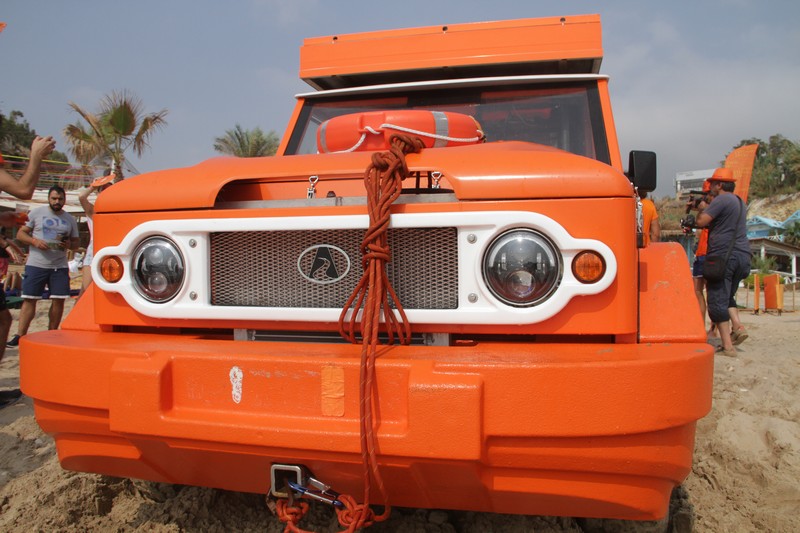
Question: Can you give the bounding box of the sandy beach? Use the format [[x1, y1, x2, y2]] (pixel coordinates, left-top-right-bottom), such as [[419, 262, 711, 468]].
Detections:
[[1, 295, 798, 532]]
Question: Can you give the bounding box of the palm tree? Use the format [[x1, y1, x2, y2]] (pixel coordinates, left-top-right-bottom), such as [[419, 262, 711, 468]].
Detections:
[[213, 124, 279, 157], [63, 90, 168, 180], [783, 221, 800, 247]]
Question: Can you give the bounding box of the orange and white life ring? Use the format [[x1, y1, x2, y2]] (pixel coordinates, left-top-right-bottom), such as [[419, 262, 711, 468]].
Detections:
[[317, 110, 485, 153]]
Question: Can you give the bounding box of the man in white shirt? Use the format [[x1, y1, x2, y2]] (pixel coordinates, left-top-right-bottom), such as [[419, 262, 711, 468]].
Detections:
[[7, 185, 80, 348]]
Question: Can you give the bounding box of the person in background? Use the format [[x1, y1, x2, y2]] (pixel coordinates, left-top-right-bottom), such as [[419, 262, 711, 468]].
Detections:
[[3, 269, 22, 294], [0, 227, 24, 301], [687, 180, 715, 337], [0, 125, 56, 408], [77, 170, 114, 296], [0, 227, 24, 278], [639, 190, 660, 246], [0, 134, 57, 203], [693, 168, 751, 357], [7, 186, 80, 348]]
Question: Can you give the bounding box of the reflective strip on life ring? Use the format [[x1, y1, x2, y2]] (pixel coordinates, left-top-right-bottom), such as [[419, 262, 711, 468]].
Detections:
[[317, 110, 485, 153]]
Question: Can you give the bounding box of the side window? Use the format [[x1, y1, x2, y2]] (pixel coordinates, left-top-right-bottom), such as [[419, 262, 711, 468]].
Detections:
[[477, 88, 596, 158]]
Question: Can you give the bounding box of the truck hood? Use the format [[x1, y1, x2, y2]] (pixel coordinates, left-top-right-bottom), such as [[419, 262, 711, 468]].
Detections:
[[96, 141, 632, 213]]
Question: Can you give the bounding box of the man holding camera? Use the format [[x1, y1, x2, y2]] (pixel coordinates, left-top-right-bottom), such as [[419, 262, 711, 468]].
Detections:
[[687, 167, 750, 356]]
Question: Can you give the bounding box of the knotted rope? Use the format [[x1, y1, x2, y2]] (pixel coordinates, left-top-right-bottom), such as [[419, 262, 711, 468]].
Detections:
[[336, 134, 423, 530], [276, 500, 313, 533], [339, 133, 421, 345], [273, 134, 423, 533]]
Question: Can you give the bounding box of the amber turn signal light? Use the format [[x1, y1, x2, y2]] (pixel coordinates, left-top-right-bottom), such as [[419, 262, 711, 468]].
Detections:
[[572, 251, 605, 283], [100, 256, 124, 283]]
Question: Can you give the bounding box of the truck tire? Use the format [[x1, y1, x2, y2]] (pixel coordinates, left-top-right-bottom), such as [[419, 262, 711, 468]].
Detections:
[[576, 486, 694, 533]]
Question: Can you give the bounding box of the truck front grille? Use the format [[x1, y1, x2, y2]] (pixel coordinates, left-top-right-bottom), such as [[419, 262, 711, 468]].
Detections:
[[209, 227, 458, 309]]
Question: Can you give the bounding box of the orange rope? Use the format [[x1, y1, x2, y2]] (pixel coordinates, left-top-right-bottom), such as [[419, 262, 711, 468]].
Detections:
[[336, 134, 424, 530], [339, 134, 422, 345], [275, 500, 313, 533], [272, 135, 423, 533]]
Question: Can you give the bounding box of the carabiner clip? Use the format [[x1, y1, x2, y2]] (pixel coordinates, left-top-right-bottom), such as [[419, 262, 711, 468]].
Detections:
[[307, 175, 319, 199], [287, 477, 344, 508], [431, 171, 442, 189]]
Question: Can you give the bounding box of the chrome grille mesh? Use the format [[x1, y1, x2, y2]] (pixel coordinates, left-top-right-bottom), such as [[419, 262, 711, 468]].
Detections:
[[210, 228, 458, 309]]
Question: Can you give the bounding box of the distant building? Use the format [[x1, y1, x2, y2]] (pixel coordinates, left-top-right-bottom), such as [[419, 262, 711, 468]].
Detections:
[[784, 210, 800, 228], [747, 216, 785, 239], [675, 169, 715, 197], [746, 209, 800, 241]]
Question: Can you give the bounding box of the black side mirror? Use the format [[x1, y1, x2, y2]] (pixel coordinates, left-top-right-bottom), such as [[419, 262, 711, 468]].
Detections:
[[627, 150, 657, 193]]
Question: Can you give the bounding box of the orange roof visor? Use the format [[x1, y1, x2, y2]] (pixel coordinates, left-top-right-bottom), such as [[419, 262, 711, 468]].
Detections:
[[300, 15, 603, 90]]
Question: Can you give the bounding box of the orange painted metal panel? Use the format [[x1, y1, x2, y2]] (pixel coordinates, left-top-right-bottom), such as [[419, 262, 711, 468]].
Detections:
[[300, 15, 602, 89], [59, 284, 103, 332], [276, 99, 304, 156], [21, 328, 710, 519], [597, 78, 623, 171], [95, 142, 634, 214], [639, 242, 708, 343], [762, 273, 784, 311]]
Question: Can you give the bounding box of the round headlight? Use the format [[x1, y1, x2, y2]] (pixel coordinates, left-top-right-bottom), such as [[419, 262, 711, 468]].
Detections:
[[483, 229, 561, 307], [132, 237, 185, 303]]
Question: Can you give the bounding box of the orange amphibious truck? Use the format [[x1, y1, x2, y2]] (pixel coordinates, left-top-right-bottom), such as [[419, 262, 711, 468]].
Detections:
[[21, 15, 712, 525]]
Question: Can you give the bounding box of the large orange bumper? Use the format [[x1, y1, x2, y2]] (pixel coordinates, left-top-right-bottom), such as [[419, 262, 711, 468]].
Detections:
[[20, 330, 712, 520]]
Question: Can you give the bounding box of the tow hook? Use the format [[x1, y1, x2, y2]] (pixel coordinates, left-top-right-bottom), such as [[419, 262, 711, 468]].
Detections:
[[269, 463, 344, 508]]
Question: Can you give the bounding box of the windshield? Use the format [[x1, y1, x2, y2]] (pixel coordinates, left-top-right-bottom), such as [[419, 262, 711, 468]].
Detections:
[[284, 80, 609, 164]]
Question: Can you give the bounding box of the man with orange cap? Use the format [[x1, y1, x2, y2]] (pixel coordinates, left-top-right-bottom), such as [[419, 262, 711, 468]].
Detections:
[[694, 167, 751, 356]]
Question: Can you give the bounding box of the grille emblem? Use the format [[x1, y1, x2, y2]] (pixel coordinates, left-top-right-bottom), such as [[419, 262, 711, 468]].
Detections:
[[298, 244, 351, 284]]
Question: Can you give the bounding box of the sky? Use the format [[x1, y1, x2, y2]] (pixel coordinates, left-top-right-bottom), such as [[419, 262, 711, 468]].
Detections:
[[2, 0, 799, 199]]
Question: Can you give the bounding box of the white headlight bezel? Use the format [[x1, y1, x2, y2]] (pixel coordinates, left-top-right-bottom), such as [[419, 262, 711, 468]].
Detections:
[[91, 211, 616, 324]]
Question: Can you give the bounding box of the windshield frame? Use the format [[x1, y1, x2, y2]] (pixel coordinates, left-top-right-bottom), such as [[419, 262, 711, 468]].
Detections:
[[284, 74, 611, 164]]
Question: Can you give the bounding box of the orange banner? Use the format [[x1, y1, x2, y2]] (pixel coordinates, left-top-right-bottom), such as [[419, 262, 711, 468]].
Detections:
[[725, 144, 758, 202], [0, 22, 6, 33]]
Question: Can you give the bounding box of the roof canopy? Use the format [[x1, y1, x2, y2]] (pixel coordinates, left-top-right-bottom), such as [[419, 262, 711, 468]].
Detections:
[[300, 15, 603, 90]]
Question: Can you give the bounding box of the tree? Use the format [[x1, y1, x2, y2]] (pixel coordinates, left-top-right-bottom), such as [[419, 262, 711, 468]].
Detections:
[[751, 254, 777, 275], [1, 109, 68, 162], [0, 110, 35, 154], [783, 221, 800, 248], [213, 124, 279, 157], [62, 90, 168, 180]]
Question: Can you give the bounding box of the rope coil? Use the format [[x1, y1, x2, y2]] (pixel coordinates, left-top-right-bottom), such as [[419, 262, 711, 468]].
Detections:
[[274, 134, 422, 533], [337, 134, 423, 530]]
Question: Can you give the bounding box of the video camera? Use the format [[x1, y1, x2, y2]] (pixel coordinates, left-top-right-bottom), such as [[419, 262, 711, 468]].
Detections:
[[681, 190, 710, 214], [679, 214, 697, 233]]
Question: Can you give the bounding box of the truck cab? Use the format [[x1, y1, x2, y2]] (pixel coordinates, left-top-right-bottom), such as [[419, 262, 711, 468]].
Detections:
[[21, 14, 712, 523]]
